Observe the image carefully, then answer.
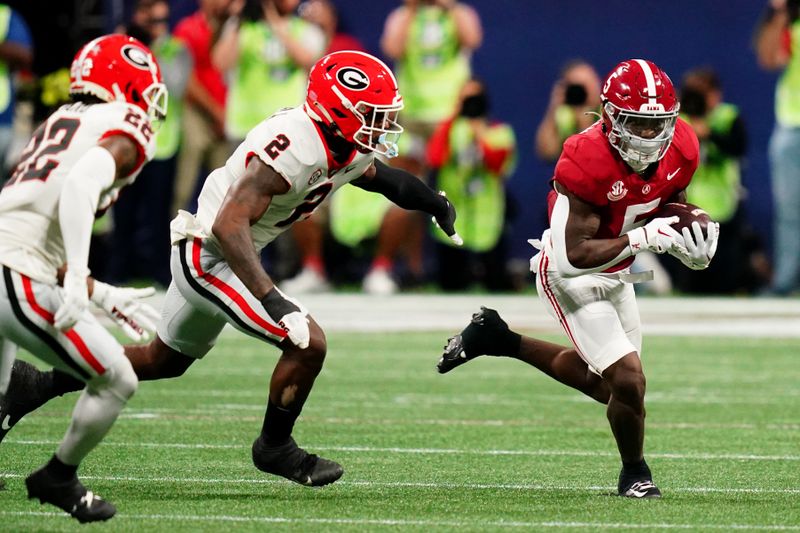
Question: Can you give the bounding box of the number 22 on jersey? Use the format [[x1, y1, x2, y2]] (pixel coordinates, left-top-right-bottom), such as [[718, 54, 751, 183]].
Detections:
[[6, 117, 81, 186]]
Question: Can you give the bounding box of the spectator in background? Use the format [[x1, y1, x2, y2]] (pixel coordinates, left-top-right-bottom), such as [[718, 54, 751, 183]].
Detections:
[[381, 0, 482, 176], [756, 0, 800, 295], [172, 0, 232, 215], [0, 4, 32, 180], [213, 0, 326, 143], [299, 0, 364, 53], [109, 0, 192, 287], [535, 59, 601, 162], [427, 79, 516, 291], [279, 0, 365, 294], [381, 0, 482, 286], [676, 68, 749, 293], [281, 0, 425, 295]]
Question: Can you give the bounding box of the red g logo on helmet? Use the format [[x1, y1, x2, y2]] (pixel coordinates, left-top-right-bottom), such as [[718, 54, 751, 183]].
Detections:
[[305, 51, 403, 157], [120, 44, 153, 70], [336, 67, 369, 91], [69, 34, 168, 122]]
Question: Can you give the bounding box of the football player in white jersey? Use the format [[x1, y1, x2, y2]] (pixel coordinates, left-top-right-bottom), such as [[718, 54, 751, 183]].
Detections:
[[2, 50, 460, 487], [0, 35, 165, 522]]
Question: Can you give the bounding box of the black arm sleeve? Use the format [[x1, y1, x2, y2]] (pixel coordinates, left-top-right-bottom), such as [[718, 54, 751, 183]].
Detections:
[[353, 159, 448, 218]]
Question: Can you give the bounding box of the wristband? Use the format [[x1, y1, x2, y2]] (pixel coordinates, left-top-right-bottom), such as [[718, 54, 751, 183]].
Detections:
[[260, 287, 300, 321], [626, 227, 648, 255]]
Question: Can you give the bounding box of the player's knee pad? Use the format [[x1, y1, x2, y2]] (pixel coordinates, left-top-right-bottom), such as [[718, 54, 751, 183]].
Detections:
[[89, 358, 138, 403]]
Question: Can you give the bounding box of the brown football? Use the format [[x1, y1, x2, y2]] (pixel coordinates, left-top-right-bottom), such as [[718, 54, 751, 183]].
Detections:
[[652, 202, 712, 236]]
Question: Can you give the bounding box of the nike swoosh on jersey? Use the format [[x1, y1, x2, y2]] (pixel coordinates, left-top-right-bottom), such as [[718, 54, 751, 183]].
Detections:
[[1, 414, 11, 431], [667, 168, 681, 180]]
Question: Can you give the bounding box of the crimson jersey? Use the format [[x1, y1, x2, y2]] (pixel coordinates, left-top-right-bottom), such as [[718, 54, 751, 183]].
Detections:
[[547, 118, 699, 271]]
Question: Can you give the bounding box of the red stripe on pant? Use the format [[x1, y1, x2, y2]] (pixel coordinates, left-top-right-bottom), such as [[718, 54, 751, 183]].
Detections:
[[190, 238, 286, 338], [20, 274, 106, 375], [539, 255, 584, 358]]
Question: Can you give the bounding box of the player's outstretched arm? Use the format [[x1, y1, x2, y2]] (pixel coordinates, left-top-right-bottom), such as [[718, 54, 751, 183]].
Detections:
[[353, 160, 462, 245], [550, 184, 682, 278], [212, 158, 309, 349], [54, 135, 139, 331]]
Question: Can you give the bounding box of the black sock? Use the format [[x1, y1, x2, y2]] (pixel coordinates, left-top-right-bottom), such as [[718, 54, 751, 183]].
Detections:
[[489, 329, 522, 357], [44, 454, 78, 482], [261, 400, 300, 446], [621, 459, 651, 479], [462, 323, 521, 358]]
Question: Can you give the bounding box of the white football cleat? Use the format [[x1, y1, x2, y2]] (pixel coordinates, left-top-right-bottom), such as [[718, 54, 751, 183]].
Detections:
[[280, 267, 331, 294], [362, 268, 397, 295]]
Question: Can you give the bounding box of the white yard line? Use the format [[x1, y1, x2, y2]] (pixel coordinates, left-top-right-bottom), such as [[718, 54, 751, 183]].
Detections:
[[0, 511, 798, 530], [109, 410, 795, 431], [5, 439, 800, 461], [1, 474, 798, 495]]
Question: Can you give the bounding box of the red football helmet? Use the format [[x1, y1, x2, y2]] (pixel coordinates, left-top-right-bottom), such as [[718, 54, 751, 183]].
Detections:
[[69, 34, 167, 122], [601, 59, 679, 169], [305, 50, 403, 157]]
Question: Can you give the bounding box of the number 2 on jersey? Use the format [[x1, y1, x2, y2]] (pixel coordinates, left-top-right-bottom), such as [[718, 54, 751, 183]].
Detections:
[[275, 182, 333, 228], [265, 134, 291, 159], [7, 117, 81, 186]]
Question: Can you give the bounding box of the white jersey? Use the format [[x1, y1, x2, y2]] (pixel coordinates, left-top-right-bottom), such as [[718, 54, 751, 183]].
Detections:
[[0, 101, 156, 284], [170, 106, 374, 252]]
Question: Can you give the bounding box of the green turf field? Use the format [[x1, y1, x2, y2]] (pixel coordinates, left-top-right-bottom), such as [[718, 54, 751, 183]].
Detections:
[[1, 331, 798, 531]]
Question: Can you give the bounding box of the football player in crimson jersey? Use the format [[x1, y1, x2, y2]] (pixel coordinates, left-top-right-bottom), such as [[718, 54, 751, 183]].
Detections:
[[437, 59, 720, 498], [0, 35, 165, 521], [1, 50, 461, 487]]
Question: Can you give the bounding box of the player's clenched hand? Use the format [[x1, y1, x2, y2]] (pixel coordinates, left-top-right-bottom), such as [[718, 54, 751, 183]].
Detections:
[[54, 270, 90, 331], [432, 191, 463, 246], [91, 282, 160, 342], [626, 216, 685, 255], [672, 221, 719, 270], [261, 287, 310, 349]]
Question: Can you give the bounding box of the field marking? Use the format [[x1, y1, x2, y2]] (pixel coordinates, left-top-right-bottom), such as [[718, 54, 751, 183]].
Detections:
[[0, 511, 799, 530], [5, 439, 800, 461], [127, 388, 800, 406], [1, 474, 798, 495], [110, 407, 800, 431]]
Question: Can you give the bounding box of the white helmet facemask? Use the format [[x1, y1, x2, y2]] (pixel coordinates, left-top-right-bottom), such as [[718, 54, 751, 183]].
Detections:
[[331, 84, 404, 157]]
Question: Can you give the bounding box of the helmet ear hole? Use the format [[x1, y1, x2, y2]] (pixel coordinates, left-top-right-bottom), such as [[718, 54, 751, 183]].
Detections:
[[332, 108, 347, 119]]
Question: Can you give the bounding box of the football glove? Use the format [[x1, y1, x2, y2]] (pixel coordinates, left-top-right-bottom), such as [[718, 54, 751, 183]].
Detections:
[[260, 287, 310, 349], [626, 216, 684, 255], [432, 191, 463, 246], [671, 220, 720, 270], [91, 281, 160, 342], [54, 269, 90, 331]]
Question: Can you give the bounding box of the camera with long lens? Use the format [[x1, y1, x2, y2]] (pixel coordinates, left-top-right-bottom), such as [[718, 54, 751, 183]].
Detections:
[[564, 84, 588, 106], [680, 88, 707, 118]]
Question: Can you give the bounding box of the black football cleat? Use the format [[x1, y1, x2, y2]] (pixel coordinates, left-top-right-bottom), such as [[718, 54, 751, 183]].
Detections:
[[252, 436, 343, 487], [0, 361, 51, 444], [437, 307, 510, 374], [619, 479, 662, 499], [25, 467, 116, 523]]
